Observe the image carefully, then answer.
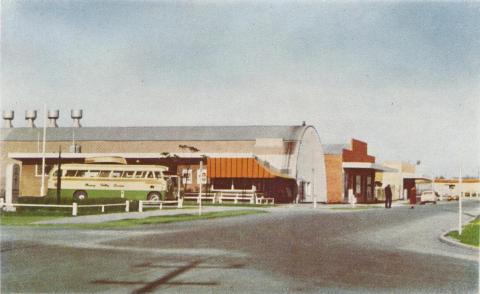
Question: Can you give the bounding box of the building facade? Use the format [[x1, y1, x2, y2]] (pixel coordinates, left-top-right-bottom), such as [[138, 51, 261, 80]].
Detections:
[[323, 139, 395, 203], [0, 124, 327, 203]]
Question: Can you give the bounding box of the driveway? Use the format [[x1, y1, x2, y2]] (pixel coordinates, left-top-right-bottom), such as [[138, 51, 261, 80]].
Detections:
[[1, 200, 478, 293]]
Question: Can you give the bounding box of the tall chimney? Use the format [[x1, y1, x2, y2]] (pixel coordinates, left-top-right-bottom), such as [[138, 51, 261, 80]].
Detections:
[[2, 110, 14, 128], [25, 110, 37, 128], [71, 109, 83, 127], [48, 110, 60, 127]]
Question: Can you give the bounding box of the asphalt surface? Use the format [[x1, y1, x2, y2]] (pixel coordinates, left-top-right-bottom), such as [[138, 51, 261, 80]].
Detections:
[[1, 200, 479, 293]]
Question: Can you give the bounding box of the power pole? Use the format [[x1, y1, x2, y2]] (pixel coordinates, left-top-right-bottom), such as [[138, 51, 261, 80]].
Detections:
[[56, 146, 62, 204], [458, 168, 463, 235]]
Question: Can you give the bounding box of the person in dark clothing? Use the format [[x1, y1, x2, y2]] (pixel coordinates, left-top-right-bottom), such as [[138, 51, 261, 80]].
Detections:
[[384, 184, 393, 208], [409, 186, 416, 209]]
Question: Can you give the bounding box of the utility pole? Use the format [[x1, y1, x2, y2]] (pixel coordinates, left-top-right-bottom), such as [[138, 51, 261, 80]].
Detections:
[[458, 168, 463, 235], [40, 104, 47, 196], [56, 146, 62, 204], [198, 160, 203, 215], [312, 168, 317, 208]]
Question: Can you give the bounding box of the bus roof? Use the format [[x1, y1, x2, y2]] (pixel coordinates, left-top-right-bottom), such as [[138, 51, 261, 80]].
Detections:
[[52, 163, 169, 171]]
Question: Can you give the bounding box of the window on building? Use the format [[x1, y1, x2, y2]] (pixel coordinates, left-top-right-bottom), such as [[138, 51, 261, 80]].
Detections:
[[182, 169, 193, 184], [196, 168, 207, 185], [355, 175, 361, 194], [366, 176, 372, 199], [35, 164, 53, 177]]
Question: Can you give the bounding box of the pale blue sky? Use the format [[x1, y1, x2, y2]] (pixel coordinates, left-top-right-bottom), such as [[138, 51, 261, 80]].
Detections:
[[1, 1, 479, 177]]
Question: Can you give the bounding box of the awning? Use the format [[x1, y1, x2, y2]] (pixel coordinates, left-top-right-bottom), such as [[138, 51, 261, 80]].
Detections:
[[402, 173, 432, 182], [342, 162, 398, 172], [207, 158, 292, 179]]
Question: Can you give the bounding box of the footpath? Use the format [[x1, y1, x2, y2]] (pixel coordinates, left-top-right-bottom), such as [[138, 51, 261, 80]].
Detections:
[[34, 205, 263, 225]]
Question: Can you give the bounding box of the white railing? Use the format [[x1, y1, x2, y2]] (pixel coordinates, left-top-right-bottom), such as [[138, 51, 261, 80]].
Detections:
[[138, 199, 183, 212], [184, 192, 217, 203], [0, 198, 130, 216], [183, 190, 275, 205]]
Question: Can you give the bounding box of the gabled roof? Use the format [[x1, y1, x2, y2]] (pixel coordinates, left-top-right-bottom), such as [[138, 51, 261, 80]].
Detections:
[[0, 125, 308, 142]]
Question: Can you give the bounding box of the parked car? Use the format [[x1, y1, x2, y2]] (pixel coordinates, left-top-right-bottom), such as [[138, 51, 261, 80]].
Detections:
[[420, 191, 437, 204]]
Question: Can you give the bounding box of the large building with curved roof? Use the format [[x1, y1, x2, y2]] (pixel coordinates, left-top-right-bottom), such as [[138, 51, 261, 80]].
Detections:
[[0, 124, 327, 203]]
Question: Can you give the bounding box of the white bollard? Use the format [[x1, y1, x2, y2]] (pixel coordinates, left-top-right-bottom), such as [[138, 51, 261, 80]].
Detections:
[[72, 202, 78, 216], [178, 198, 183, 208], [235, 194, 238, 204], [125, 200, 130, 212], [139, 201, 143, 212], [0, 198, 4, 209], [160, 203, 163, 210], [101, 205, 105, 213]]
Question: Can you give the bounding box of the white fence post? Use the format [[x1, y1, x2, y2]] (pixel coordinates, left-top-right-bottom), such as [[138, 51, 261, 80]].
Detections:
[[0, 198, 4, 209], [125, 200, 130, 212], [101, 205, 105, 213], [139, 201, 143, 212], [234, 194, 238, 204], [72, 202, 78, 216], [160, 203, 163, 210], [178, 198, 183, 208]]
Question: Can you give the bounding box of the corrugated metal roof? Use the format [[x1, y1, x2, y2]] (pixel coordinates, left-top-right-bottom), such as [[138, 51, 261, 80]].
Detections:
[[0, 126, 308, 142], [322, 144, 349, 155]]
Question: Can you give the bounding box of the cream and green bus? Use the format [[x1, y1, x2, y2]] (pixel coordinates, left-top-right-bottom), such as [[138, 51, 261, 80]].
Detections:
[[47, 163, 176, 201]]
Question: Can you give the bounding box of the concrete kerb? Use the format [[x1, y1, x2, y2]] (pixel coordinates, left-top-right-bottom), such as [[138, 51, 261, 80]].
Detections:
[[439, 231, 479, 251], [438, 213, 479, 252]]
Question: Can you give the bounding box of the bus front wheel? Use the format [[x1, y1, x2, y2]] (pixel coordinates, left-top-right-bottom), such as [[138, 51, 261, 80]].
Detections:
[[73, 190, 88, 202], [147, 192, 161, 201]]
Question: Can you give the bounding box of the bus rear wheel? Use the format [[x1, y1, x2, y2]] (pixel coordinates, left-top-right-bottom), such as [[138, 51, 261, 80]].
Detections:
[[147, 191, 161, 201], [73, 190, 88, 202]]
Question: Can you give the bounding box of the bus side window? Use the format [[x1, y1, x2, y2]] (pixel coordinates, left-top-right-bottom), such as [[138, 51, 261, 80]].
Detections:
[[146, 171, 154, 178], [99, 170, 111, 177], [76, 170, 86, 177], [154, 171, 162, 179], [135, 171, 145, 178], [65, 170, 77, 177], [123, 171, 135, 178], [111, 171, 122, 178], [89, 170, 100, 177]]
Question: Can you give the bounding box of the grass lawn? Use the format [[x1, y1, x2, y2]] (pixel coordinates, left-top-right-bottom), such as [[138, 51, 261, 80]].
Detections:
[[0, 210, 69, 226], [0, 209, 265, 228], [447, 217, 480, 247]]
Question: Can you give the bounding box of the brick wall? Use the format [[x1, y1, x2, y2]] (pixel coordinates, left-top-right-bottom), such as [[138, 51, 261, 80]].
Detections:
[[342, 139, 375, 163], [325, 154, 343, 203]]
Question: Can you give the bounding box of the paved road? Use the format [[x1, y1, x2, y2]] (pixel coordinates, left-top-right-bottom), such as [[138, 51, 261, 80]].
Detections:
[[1, 200, 478, 293]]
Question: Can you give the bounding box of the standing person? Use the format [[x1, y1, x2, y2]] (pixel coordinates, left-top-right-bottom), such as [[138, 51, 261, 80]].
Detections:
[[384, 184, 392, 208], [410, 186, 417, 209]]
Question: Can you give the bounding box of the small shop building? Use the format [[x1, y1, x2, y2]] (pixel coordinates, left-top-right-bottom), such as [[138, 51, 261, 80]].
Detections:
[[323, 139, 395, 203]]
